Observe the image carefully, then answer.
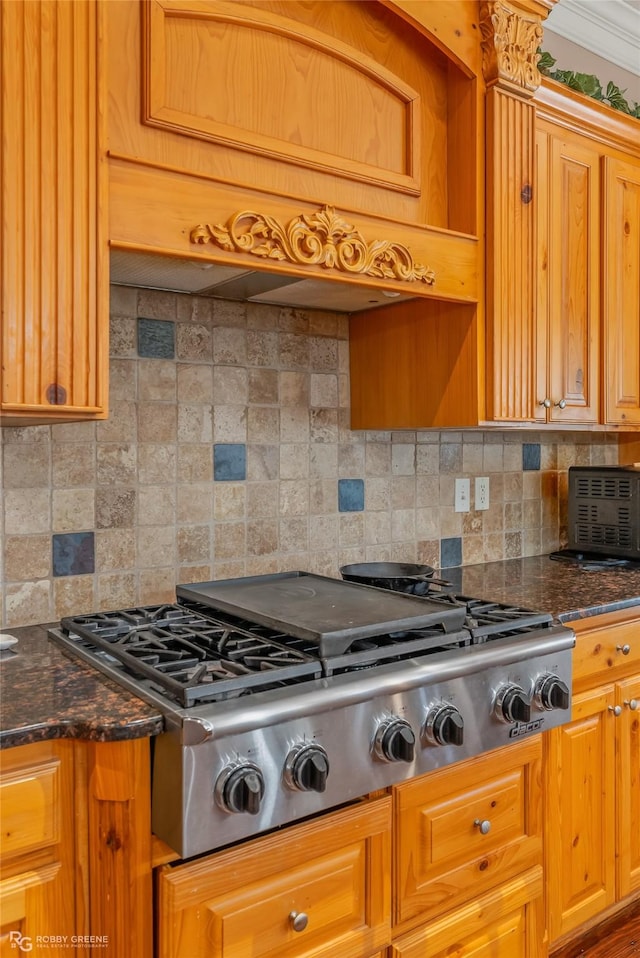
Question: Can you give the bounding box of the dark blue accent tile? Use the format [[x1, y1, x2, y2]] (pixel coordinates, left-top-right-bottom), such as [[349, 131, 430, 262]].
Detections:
[[440, 536, 462, 569], [338, 478, 364, 512], [52, 532, 95, 577], [214, 444, 247, 481], [137, 318, 175, 359], [522, 443, 541, 471]]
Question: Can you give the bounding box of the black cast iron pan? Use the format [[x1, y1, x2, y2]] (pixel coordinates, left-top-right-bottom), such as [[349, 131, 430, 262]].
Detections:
[[339, 562, 449, 595]]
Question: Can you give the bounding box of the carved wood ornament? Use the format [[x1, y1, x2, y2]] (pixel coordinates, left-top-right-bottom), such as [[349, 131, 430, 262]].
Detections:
[[190, 205, 436, 286], [480, 0, 544, 95]]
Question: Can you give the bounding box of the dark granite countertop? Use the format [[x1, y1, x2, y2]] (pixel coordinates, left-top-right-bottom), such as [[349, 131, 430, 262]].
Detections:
[[0, 624, 163, 749], [1, 557, 639, 749], [447, 555, 640, 623]]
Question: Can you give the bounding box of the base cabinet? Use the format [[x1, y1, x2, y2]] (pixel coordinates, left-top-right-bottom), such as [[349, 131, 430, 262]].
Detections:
[[544, 612, 640, 946], [0, 742, 76, 958], [157, 796, 391, 958]]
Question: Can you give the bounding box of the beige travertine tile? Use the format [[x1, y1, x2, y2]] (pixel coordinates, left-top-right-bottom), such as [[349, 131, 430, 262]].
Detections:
[[177, 404, 213, 443], [52, 443, 96, 487], [462, 512, 483, 534], [416, 540, 439, 567], [280, 517, 309, 553], [463, 443, 484, 474], [213, 327, 248, 366], [109, 316, 137, 357], [53, 489, 95, 532], [523, 499, 542, 529], [138, 360, 176, 401], [439, 506, 462, 538], [280, 407, 310, 443], [4, 489, 51, 535], [309, 479, 337, 515], [392, 444, 415, 476], [139, 569, 177, 604], [309, 514, 338, 550], [483, 443, 504, 472], [139, 486, 176, 526], [439, 443, 462, 473], [137, 289, 177, 320], [365, 512, 391, 545], [278, 307, 309, 334], [505, 531, 522, 558], [96, 443, 137, 485], [109, 284, 137, 316], [109, 360, 138, 401], [280, 444, 309, 480], [391, 477, 416, 509], [338, 373, 350, 409], [279, 480, 309, 516], [213, 484, 246, 521], [213, 559, 246, 579], [504, 501, 523, 532], [310, 444, 337, 478], [365, 478, 390, 511], [339, 513, 364, 547], [309, 314, 339, 338], [309, 336, 338, 370], [97, 400, 137, 442], [212, 300, 247, 328], [484, 533, 505, 561], [97, 572, 137, 610], [176, 295, 213, 325], [51, 422, 96, 442], [417, 507, 439, 539], [247, 329, 278, 367], [280, 332, 310, 367], [503, 473, 523, 501], [177, 444, 212, 483], [95, 488, 136, 529], [338, 443, 365, 476], [176, 484, 211, 524], [522, 472, 541, 499], [392, 509, 416, 541], [95, 529, 136, 572], [523, 529, 542, 557], [248, 368, 278, 405], [213, 405, 247, 442], [3, 442, 50, 488], [177, 323, 212, 362], [178, 364, 215, 403], [5, 580, 51, 627], [2, 425, 50, 443], [246, 482, 278, 518], [137, 443, 177, 484], [54, 575, 96, 618], [214, 522, 247, 560], [310, 408, 338, 443], [279, 371, 309, 406], [246, 519, 278, 555], [5, 536, 50, 580], [463, 535, 484, 565], [310, 374, 338, 407], [416, 475, 439, 503], [137, 525, 176, 568], [247, 407, 280, 444], [247, 444, 279, 481], [177, 525, 211, 564], [365, 443, 391, 476]]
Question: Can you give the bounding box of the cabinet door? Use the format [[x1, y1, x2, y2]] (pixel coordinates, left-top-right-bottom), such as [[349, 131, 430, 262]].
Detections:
[[0, 0, 107, 425], [546, 136, 601, 423], [157, 797, 391, 958], [603, 157, 640, 426], [545, 685, 617, 944], [617, 675, 640, 900], [390, 869, 544, 958], [394, 740, 542, 930]]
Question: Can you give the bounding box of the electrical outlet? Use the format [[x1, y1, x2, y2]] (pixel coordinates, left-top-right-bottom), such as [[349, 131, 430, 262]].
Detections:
[[475, 476, 490, 511], [454, 477, 470, 513]]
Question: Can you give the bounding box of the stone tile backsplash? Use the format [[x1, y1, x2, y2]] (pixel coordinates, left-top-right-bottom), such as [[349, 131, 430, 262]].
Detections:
[[0, 286, 618, 627]]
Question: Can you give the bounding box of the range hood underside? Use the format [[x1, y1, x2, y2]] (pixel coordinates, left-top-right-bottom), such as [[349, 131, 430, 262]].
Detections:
[[109, 249, 416, 314]]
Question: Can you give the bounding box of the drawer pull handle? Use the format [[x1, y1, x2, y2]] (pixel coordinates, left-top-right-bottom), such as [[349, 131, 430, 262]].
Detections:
[[624, 699, 638, 711], [609, 705, 622, 717], [289, 911, 309, 933], [616, 644, 631, 656], [474, 819, 491, 835]]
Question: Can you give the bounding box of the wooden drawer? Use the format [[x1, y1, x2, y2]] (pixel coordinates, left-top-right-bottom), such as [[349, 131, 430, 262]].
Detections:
[[573, 614, 640, 690], [0, 755, 60, 861], [390, 868, 544, 958], [394, 739, 542, 930], [157, 797, 391, 958]]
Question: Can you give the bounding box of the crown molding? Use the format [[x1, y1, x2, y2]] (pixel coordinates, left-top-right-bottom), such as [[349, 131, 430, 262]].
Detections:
[[544, 0, 640, 76]]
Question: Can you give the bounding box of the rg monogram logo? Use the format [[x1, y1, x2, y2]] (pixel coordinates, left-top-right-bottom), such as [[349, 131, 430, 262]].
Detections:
[[9, 932, 33, 952]]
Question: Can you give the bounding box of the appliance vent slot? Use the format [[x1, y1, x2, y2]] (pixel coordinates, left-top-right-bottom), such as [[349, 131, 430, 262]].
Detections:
[[577, 504, 599, 521], [576, 476, 632, 499], [576, 523, 633, 548], [619, 507, 631, 523]]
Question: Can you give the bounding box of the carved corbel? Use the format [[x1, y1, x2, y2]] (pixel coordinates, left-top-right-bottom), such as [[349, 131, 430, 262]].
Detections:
[[480, 0, 548, 97]]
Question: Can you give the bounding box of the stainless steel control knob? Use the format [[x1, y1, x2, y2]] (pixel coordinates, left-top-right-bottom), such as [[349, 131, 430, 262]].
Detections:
[[424, 704, 464, 747], [534, 674, 570, 711], [215, 763, 265, 815], [494, 684, 531, 725], [374, 717, 416, 763], [284, 743, 330, 793]]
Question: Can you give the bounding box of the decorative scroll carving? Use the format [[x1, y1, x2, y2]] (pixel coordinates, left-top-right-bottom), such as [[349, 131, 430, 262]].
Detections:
[[190, 205, 436, 286], [480, 1, 543, 94]]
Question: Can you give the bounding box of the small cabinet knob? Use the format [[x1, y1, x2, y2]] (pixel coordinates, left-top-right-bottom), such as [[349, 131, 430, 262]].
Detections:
[[474, 819, 491, 835], [554, 398, 567, 409], [538, 398, 551, 409], [289, 911, 309, 933], [624, 699, 638, 711], [616, 644, 631, 656], [609, 705, 623, 717]]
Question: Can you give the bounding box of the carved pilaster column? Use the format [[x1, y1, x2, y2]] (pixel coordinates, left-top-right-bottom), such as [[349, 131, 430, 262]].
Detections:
[[481, 0, 553, 420]]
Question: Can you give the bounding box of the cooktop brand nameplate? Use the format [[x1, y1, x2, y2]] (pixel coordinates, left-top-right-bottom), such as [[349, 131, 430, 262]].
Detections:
[[176, 572, 467, 655]]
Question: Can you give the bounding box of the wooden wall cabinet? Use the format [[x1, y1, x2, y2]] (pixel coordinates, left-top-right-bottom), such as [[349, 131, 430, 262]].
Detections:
[[157, 796, 391, 958], [0, 0, 108, 426], [391, 739, 545, 958], [534, 127, 601, 425], [544, 611, 640, 946], [0, 742, 77, 957]]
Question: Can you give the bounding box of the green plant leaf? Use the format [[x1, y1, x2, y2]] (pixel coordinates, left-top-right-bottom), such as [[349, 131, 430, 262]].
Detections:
[[537, 49, 556, 74], [605, 81, 631, 112], [538, 51, 639, 121]]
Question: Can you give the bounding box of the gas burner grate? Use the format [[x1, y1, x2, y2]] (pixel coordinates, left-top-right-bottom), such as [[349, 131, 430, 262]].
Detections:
[[59, 605, 322, 707]]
